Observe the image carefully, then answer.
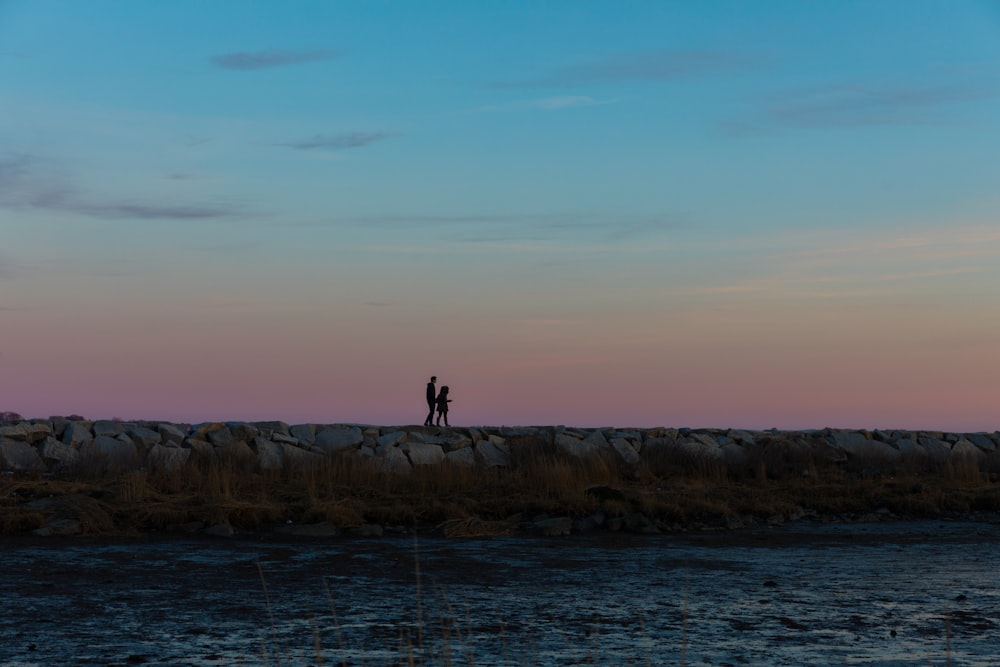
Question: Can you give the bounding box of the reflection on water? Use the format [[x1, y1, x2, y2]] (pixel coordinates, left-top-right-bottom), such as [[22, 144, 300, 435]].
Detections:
[[1, 521, 998, 666]]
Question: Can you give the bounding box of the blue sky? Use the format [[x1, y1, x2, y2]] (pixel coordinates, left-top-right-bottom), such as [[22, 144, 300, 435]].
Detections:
[[2, 1, 1000, 429]]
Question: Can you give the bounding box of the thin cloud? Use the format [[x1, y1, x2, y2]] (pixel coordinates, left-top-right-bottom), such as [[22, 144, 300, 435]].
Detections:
[[276, 132, 392, 150], [494, 49, 765, 88], [0, 154, 235, 220], [475, 95, 616, 113], [211, 49, 338, 71], [767, 82, 995, 129]]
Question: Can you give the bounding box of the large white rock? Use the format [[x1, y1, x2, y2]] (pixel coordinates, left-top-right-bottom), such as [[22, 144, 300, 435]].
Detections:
[[0, 438, 45, 471], [62, 422, 93, 447], [254, 438, 284, 470], [610, 437, 640, 465], [375, 445, 411, 473], [556, 430, 609, 459], [127, 426, 162, 449], [403, 442, 445, 465], [377, 430, 406, 447], [82, 435, 138, 467], [475, 440, 509, 467], [147, 444, 191, 472], [314, 427, 364, 453], [158, 423, 187, 445], [40, 437, 80, 467], [446, 446, 476, 467]]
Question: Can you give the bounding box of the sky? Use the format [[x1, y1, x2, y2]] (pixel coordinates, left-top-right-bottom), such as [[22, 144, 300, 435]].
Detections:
[[2, 1, 999, 430]]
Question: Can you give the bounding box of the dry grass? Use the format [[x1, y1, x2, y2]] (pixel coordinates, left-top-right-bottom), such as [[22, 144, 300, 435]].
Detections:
[[2, 442, 999, 536]]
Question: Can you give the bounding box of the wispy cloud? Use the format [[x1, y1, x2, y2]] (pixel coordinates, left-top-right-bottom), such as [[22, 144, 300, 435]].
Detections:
[[276, 132, 393, 150], [494, 49, 765, 88], [211, 49, 338, 71], [770, 83, 994, 128], [475, 95, 616, 113], [0, 154, 235, 220], [727, 82, 998, 134]]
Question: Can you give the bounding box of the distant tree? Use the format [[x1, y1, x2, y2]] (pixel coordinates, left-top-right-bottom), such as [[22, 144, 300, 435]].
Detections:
[[0, 411, 23, 423]]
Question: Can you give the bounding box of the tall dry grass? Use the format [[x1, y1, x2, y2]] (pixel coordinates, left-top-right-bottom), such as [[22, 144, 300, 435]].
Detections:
[[2, 437, 999, 536]]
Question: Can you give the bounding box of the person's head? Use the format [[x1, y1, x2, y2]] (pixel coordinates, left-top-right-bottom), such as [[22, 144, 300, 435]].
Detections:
[[430, 376, 437, 383], [440, 385, 449, 394]]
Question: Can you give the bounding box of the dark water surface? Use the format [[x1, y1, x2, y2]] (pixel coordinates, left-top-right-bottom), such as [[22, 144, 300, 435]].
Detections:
[[2, 521, 998, 666]]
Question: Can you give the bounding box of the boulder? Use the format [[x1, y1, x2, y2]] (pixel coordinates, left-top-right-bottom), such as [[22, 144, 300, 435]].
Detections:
[[403, 442, 446, 465], [314, 426, 364, 454], [556, 430, 609, 459], [158, 423, 187, 445], [254, 438, 284, 470], [0, 438, 46, 471], [446, 446, 476, 467], [950, 439, 985, 464], [40, 437, 80, 468], [918, 437, 952, 464], [205, 426, 235, 447], [62, 421, 93, 448], [93, 420, 126, 437], [253, 421, 290, 437], [290, 424, 316, 445], [964, 433, 997, 452], [375, 445, 411, 473], [609, 437, 640, 466], [475, 439, 509, 467], [279, 442, 323, 468], [377, 430, 406, 447], [147, 444, 191, 472], [82, 435, 139, 468], [126, 426, 162, 449]]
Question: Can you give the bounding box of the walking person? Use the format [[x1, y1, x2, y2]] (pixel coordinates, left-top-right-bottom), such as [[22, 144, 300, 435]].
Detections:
[[435, 385, 452, 427], [423, 376, 437, 426]]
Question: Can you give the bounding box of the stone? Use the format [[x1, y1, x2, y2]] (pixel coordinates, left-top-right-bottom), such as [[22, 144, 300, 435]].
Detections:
[[828, 431, 900, 461], [184, 438, 215, 460], [126, 426, 162, 449], [290, 424, 316, 445], [475, 439, 509, 467], [40, 437, 80, 467], [253, 421, 291, 437], [403, 442, 446, 465], [205, 426, 235, 447], [0, 438, 46, 471], [446, 446, 476, 467], [556, 430, 609, 459], [279, 442, 323, 468], [158, 423, 187, 445], [609, 437, 640, 466], [228, 422, 260, 441], [918, 437, 952, 463], [314, 427, 364, 454], [950, 439, 985, 463], [147, 444, 191, 472], [81, 435, 139, 468], [964, 433, 997, 452], [375, 445, 411, 473], [62, 421, 93, 448], [0, 423, 30, 441], [254, 438, 284, 470], [377, 430, 406, 447], [93, 420, 126, 437]]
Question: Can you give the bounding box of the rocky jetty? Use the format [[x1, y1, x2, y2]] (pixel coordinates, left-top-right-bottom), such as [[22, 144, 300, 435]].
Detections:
[[1, 417, 997, 476]]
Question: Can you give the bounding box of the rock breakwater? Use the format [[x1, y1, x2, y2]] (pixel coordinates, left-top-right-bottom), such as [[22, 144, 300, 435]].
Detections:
[[1, 417, 997, 476]]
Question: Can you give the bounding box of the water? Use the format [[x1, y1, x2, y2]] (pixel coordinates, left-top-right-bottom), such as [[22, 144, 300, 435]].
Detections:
[[2, 521, 998, 666]]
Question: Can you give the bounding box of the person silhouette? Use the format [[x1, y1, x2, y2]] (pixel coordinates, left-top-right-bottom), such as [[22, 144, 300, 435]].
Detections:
[[423, 376, 437, 426], [435, 385, 452, 427]]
